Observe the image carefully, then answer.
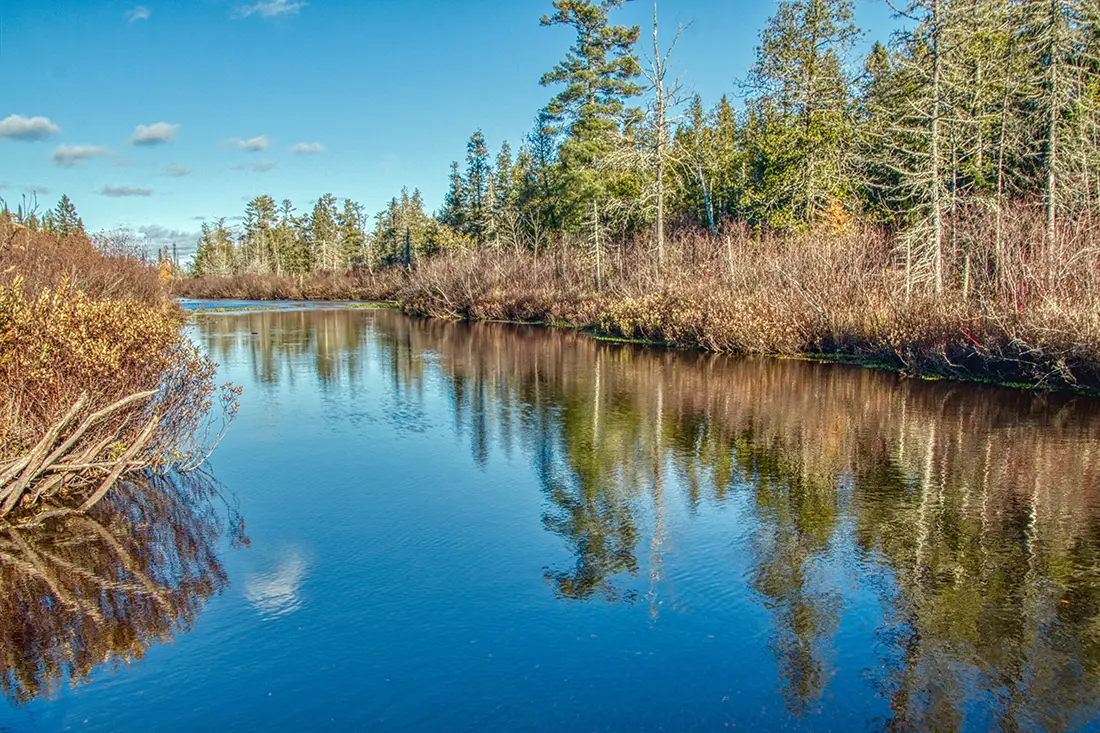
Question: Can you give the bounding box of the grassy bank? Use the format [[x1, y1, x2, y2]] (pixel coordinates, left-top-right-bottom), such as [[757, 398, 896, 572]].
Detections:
[[176, 213, 1100, 393], [172, 270, 405, 302], [0, 217, 231, 518]]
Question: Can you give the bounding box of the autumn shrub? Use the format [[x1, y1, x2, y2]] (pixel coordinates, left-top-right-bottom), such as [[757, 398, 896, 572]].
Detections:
[[0, 218, 229, 515]]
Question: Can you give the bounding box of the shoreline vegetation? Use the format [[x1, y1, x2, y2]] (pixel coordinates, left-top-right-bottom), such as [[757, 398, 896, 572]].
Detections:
[[175, 211, 1100, 393], [173, 0, 1100, 394], [0, 208, 238, 522]]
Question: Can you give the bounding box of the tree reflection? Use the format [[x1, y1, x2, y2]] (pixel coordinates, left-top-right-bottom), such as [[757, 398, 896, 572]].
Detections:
[[0, 471, 245, 704], [195, 308, 1100, 727]]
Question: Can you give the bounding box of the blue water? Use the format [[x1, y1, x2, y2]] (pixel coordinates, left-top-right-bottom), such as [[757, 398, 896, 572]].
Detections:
[[3, 304, 1099, 731]]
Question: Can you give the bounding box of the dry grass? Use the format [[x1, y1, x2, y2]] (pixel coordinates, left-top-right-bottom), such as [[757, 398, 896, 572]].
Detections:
[[172, 270, 406, 302], [399, 208, 1100, 391]]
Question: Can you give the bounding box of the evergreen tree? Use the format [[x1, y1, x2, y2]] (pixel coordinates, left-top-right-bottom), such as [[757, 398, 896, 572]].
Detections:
[[192, 219, 237, 277], [243, 195, 278, 273], [440, 161, 466, 231], [744, 0, 861, 228], [50, 195, 83, 238], [463, 130, 492, 245], [309, 194, 341, 272], [540, 0, 642, 228], [338, 198, 367, 270]]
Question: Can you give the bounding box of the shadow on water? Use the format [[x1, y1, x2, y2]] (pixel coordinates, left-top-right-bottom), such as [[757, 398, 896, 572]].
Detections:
[[0, 472, 246, 705], [191, 308, 1100, 729]]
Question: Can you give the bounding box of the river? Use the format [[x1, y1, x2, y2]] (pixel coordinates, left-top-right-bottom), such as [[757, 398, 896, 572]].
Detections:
[[3, 303, 1099, 731]]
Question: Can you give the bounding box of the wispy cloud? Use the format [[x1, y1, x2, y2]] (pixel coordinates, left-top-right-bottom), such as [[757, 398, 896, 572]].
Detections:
[[52, 145, 111, 167], [126, 6, 150, 22], [228, 135, 270, 152], [239, 0, 306, 18], [164, 163, 191, 177], [100, 185, 154, 197], [0, 114, 61, 141], [136, 224, 197, 248], [130, 122, 179, 146], [290, 142, 325, 155], [231, 161, 277, 173]]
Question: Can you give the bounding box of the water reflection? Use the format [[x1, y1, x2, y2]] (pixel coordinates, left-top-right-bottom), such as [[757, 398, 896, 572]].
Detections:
[[0, 472, 245, 704], [244, 549, 307, 620], [193, 309, 1100, 729]]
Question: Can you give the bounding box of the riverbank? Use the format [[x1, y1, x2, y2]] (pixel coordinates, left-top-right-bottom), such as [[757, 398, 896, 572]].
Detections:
[[175, 226, 1100, 394], [0, 216, 231, 518]]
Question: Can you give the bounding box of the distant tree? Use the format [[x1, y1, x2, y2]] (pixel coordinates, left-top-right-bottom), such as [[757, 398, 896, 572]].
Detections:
[[338, 198, 368, 270], [439, 161, 466, 231], [192, 219, 237, 277], [463, 130, 492, 246], [309, 194, 341, 272], [50, 195, 84, 238], [243, 195, 278, 273]]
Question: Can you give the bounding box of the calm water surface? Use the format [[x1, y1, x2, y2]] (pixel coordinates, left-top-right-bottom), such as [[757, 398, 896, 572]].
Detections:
[[3, 304, 1100, 731]]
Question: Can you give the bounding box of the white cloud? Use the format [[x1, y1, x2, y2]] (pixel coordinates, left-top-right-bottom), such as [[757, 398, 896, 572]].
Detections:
[[231, 161, 276, 173], [100, 185, 154, 197], [228, 135, 270, 152], [51, 144, 111, 167], [130, 122, 179, 146], [0, 114, 61, 141], [239, 0, 306, 18], [290, 142, 325, 155], [164, 163, 191, 177], [136, 224, 198, 248], [126, 6, 150, 22]]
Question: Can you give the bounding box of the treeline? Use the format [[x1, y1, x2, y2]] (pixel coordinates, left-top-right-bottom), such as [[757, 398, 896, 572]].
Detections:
[[191, 190, 468, 277], [193, 0, 1100, 296]]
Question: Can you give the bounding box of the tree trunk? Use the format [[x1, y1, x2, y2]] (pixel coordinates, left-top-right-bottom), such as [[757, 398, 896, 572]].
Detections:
[[931, 0, 945, 295]]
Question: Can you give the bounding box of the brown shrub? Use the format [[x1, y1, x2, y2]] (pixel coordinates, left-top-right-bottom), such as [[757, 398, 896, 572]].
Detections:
[[0, 218, 228, 515]]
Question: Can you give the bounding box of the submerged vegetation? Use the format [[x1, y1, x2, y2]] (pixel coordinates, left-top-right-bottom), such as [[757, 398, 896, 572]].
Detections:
[[175, 0, 1100, 391], [0, 202, 236, 519]]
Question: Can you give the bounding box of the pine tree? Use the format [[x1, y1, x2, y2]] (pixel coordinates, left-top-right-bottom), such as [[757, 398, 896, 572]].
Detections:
[[463, 130, 492, 246], [309, 194, 341, 272], [494, 142, 525, 250], [338, 198, 367, 270], [540, 0, 642, 228], [440, 161, 466, 231], [51, 195, 84, 238], [192, 219, 237, 276], [744, 0, 861, 228], [243, 195, 278, 273]]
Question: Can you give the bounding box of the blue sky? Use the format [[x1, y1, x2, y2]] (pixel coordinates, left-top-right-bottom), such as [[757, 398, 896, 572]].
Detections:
[[2, 0, 897, 256]]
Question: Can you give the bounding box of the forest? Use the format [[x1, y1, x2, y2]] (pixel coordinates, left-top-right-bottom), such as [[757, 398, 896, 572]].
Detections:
[[105, 0, 1100, 389], [187, 0, 1100, 273]]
